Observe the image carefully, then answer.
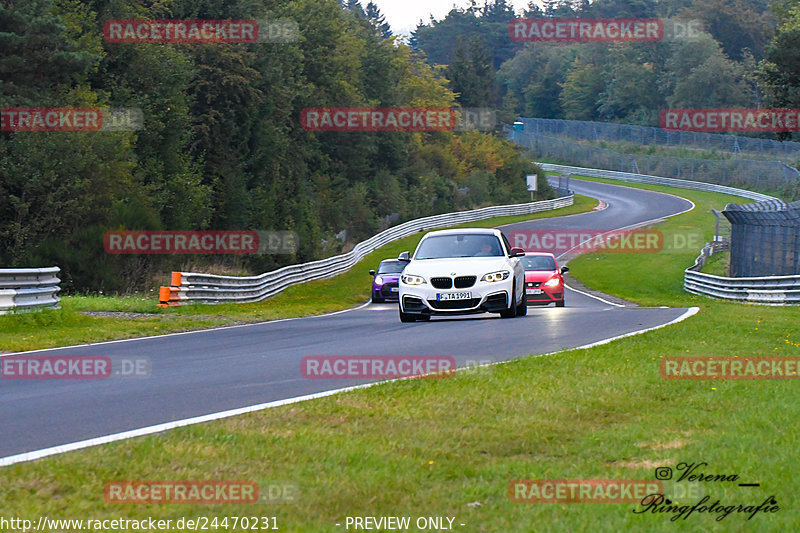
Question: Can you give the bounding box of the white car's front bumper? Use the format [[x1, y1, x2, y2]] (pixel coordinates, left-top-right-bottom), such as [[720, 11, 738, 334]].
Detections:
[[399, 278, 513, 315]]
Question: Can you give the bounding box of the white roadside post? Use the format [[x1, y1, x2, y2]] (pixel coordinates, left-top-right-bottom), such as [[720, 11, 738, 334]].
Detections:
[[526, 174, 538, 201]]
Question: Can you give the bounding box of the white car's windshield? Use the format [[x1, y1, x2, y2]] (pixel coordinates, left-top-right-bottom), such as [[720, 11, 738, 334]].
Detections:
[[415, 234, 504, 259]]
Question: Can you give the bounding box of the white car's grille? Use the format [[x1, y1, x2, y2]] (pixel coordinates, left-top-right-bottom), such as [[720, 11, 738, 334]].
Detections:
[[430, 276, 477, 289], [430, 277, 453, 289], [454, 276, 476, 288]]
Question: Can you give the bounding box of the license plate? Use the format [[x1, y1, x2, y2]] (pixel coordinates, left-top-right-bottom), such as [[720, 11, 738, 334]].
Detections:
[[436, 292, 471, 301], [390, 287, 399, 292], [526, 289, 544, 295]]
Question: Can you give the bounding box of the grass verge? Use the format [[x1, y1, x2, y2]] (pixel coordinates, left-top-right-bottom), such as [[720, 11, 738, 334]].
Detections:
[[0, 195, 596, 353], [562, 176, 746, 307], [700, 250, 730, 277]]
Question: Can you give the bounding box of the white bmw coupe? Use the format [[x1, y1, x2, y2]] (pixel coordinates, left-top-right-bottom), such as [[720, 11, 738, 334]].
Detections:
[[397, 228, 527, 322]]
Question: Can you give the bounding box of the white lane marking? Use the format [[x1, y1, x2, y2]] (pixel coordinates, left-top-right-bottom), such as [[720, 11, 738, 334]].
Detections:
[[567, 306, 700, 351], [441, 306, 700, 372], [0, 307, 700, 468], [1, 302, 371, 357], [556, 195, 696, 259], [578, 178, 698, 224], [0, 385, 379, 467], [563, 283, 625, 308], [543, 182, 695, 308]]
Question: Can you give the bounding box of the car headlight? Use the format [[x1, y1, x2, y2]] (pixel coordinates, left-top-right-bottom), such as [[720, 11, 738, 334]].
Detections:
[[374, 276, 383, 285], [481, 270, 510, 283], [544, 277, 561, 288], [401, 274, 426, 285]]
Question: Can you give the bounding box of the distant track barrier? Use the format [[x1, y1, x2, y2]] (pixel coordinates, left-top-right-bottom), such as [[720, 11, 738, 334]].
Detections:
[[537, 163, 778, 202], [158, 193, 574, 306], [684, 242, 800, 305], [539, 164, 799, 305], [0, 268, 61, 314]]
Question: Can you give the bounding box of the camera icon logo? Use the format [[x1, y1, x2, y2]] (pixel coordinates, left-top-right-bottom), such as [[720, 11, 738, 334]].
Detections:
[[655, 467, 673, 480]]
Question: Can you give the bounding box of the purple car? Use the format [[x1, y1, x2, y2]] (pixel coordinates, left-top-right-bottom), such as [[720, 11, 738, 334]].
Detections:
[[369, 259, 406, 303]]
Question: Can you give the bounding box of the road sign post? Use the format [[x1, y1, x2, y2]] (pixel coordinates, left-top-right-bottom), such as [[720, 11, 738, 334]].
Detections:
[[526, 174, 537, 200]]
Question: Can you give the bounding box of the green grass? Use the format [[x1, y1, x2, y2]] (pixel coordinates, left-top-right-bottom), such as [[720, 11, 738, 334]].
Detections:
[[562, 176, 748, 307], [594, 138, 795, 163], [3, 181, 798, 532], [0, 195, 597, 353], [700, 250, 730, 277], [544, 135, 800, 167], [2, 298, 797, 532]]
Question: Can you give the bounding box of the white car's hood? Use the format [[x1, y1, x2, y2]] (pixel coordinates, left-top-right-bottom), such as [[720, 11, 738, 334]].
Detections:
[[405, 257, 511, 278]]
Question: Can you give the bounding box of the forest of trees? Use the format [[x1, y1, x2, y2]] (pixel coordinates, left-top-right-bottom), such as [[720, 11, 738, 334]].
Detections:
[[413, 0, 800, 132], [0, 0, 548, 292], [3, 0, 799, 294]]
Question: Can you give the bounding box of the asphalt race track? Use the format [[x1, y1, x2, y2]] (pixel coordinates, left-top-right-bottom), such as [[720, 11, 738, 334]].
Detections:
[[0, 179, 695, 461]]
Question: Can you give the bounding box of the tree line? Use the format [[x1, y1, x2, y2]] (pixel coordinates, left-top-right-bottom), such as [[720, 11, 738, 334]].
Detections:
[[0, 0, 550, 292], [413, 0, 799, 138]]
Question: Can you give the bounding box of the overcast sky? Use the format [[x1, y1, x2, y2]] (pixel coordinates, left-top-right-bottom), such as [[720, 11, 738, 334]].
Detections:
[[370, 0, 532, 36]]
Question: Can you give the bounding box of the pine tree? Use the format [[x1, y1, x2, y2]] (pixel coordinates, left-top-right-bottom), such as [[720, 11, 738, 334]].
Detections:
[[365, 2, 392, 39]]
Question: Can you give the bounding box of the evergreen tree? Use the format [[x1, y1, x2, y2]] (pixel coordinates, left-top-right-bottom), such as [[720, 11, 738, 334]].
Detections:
[[365, 1, 392, 39]]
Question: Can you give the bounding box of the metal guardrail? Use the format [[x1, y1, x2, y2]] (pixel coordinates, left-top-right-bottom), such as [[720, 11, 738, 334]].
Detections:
[[510, 128, 800, 199], [538, 163, 779, 202], [540, 164, 799, 304], [0, 268, 62, 314], [521, 117, 800, 159], [685, 247, 800, 304], [159, 194, 575, 306]]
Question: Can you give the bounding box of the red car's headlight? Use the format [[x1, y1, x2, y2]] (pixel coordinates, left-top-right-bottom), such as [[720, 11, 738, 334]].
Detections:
[[544, 277, 561, 288]]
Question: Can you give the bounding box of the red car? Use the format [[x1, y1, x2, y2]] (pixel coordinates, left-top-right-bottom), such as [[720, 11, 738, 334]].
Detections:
[[521, 252, 568, 307]]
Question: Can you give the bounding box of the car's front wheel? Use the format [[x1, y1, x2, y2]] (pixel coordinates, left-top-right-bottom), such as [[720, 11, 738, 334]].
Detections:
[[372, 294, 384, 303], [500, 280, 519, 318], [556, 298, 565, 307], [400, 311, 430, 322], [399, 309, 417, 322], [517, 291, 527, 316]]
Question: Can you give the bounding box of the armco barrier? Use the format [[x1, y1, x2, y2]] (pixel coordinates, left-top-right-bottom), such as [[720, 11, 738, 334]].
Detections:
[[0, 267, 61, 314], [684, 238, 800, 305], [159, 194, 574, 306], [685, 262, 800, 305], [539, 164, 799, 305], [538, 163, 778, 202]]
